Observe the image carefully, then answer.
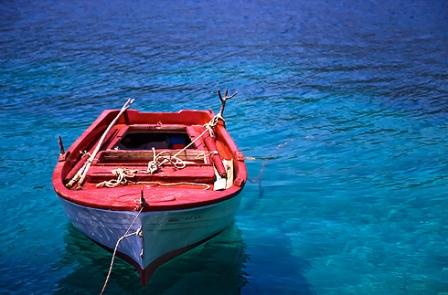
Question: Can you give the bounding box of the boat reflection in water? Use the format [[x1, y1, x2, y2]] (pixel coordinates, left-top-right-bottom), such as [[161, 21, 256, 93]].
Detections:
[[55, 224, 247, 294]]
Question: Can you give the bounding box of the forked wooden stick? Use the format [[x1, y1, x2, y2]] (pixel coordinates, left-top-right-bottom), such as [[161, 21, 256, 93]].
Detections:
[[217, 89, 238, 117]]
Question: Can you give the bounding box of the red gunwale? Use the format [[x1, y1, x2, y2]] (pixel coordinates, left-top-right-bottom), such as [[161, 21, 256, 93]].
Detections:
[[52, 109, 247, 212]]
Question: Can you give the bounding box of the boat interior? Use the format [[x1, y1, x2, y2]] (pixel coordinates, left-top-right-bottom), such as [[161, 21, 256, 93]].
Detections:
[[62, 110, 241, 191]]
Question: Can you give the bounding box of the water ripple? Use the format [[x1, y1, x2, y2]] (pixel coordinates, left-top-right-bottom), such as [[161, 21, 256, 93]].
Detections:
[[1, 0, 448, 294]]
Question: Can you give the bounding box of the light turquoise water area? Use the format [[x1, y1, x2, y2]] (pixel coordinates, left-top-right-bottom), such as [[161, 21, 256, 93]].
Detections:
[[1, 1, 448, 294]]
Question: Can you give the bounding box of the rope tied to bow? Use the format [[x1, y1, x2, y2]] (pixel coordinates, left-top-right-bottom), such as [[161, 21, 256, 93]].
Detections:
[[99, 207, 143, 295]]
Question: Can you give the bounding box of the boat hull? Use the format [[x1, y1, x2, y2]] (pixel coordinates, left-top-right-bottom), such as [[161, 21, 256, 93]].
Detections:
[[61, 194, 241, 283]]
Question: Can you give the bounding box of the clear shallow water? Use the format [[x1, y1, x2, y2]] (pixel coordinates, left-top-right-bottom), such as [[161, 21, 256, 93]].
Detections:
[[1, 0, 448, 294]]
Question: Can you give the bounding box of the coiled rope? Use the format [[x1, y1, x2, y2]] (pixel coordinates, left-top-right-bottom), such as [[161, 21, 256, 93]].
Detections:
[[96, 168, 139, 188], [96, 170, 211, 190], [146, 147, 186, 174]]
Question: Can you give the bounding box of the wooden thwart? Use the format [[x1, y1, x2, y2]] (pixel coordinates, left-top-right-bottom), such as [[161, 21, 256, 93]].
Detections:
[[86, 165, 215, 183], [97, 149, 210, 164]]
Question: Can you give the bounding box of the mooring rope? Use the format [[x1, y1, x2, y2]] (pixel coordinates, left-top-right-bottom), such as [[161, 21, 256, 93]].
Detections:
[[100, 207, 143, 295]]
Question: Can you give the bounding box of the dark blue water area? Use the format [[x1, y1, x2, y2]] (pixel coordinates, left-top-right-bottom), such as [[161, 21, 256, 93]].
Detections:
[[1, 0, 448, 294]]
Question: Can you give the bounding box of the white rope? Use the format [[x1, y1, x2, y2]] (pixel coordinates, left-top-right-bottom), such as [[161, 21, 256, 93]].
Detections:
[[100, 207, 143, 295], [144, 115, 223, 174], [146, 147, 186, 174], [96, 169, 211, 190], [96, 168, 139, 188]]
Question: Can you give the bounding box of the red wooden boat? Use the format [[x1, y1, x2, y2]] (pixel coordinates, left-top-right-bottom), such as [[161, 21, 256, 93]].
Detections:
[[52, 92, 247, 289]]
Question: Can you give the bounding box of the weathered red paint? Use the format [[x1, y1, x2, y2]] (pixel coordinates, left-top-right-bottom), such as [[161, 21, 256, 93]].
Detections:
[[52, 109, 247, 212]]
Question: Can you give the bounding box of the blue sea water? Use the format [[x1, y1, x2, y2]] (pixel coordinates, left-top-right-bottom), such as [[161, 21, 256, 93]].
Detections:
[[1, 0, 448, 294]]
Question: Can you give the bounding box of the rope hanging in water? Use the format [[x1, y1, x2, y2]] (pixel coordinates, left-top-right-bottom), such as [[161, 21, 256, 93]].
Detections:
[[99, 207, 143, 295]]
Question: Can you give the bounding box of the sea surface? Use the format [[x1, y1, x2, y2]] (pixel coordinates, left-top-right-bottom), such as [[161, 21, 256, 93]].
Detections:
[[1, 1, 448, 294]]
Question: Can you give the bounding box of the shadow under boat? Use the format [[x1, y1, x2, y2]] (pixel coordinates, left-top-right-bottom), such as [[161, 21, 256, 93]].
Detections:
[[54, 223, 248, 294]]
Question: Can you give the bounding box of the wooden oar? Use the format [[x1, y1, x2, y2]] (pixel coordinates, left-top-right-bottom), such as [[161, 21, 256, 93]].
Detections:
[[66, 98, 135, 189]]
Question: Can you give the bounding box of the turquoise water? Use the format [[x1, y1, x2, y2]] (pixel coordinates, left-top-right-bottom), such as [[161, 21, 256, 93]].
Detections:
[[1, 1, 448, 294]]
